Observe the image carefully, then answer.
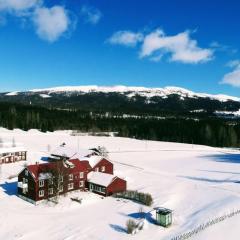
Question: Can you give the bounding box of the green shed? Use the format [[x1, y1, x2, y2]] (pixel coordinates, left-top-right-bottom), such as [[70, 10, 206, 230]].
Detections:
[[155, 208, 173, 227]]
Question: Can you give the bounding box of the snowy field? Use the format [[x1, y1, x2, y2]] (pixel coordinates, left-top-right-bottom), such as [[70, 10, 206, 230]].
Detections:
[[0, 128, 240, 240]]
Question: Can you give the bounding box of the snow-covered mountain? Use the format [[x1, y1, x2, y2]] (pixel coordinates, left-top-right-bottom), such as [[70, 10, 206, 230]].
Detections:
[[5, 85, 240, 102]]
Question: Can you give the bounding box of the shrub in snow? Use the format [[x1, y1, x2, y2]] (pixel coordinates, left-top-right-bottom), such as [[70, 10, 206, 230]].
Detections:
[[113, 190, 153, 206], [126, 219, 137, 234]]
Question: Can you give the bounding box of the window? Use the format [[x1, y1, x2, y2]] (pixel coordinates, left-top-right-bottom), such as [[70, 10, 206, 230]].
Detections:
[[69, 174, 73, 181], [48, 188, 53, 195], [59, 185, 63, 192], [23, 188, 28, 194], [39, 180, 44, 187], [39, 190, 44, 197], [101, 166, 105, 172], [48, 178, 53, 185], [95, 167, 99, 172], [23, 178, 28, 184], [68, 183, 74, 190], [60, 176, 63, 182], [79, 181, 84, 187], [79, 172, 84, 178], [25, 170, 28, 176]]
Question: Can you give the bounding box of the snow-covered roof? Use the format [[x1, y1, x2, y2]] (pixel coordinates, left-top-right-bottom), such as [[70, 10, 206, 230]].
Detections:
[[0, 146, 26, 154], [86, 155, 103, 168], [51, 145, 91, 159], [87, 172, 117, 187]]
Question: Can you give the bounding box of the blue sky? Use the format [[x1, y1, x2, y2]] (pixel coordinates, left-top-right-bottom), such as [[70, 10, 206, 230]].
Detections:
[[0, 0, 240, 96]]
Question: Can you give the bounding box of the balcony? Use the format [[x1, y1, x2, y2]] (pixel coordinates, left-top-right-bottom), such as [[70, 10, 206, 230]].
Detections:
[[18, 182, 28, 188]]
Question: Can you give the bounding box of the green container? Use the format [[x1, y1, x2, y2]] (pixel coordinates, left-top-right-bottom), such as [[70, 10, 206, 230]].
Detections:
[[156, 208, 172, 227]]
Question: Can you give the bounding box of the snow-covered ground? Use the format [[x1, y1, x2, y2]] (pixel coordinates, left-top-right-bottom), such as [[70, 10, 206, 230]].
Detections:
[[0, 128, 240, 240]]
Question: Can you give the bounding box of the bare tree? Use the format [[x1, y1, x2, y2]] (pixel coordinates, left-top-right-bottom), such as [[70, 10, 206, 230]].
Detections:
[[97, 146, 109, 158], [48, 158, 69, 203]]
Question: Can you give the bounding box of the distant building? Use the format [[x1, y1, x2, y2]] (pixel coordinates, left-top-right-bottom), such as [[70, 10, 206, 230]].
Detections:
[[50, 144, 92, 161], [0, 142, 27, 164]]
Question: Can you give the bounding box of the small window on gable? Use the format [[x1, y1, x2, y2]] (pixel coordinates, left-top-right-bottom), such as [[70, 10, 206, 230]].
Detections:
[[25, 169, 28, 176], [69, 174, 73, 181], [101, 166, 105, 172]]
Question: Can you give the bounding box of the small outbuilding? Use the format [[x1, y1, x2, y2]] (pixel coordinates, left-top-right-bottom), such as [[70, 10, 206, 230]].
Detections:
[[155, 208, 173, 227], [87, 172, 126, 196]]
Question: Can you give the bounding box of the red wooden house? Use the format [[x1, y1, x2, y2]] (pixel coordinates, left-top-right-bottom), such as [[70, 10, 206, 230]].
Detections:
[[18, 159, 91, 204]]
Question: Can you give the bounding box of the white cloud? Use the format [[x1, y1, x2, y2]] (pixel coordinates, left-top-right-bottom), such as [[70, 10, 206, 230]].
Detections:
[[81, 5, 102, 25], [33, 6, 70, 42], [140, 29, 213, 64], [0, 0, 40, 13], [108, 30, 143, 47], [220, 61, 240, 87]]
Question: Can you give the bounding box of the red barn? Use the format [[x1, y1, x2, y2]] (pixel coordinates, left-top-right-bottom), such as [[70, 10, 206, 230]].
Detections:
[[87, 172, 127, 196], [18, 159, 91, 204]]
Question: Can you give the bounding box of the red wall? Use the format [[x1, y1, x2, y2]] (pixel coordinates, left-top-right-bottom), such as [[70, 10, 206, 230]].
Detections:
[[93, 158, 113, 175], [106, 177, 127, 196]]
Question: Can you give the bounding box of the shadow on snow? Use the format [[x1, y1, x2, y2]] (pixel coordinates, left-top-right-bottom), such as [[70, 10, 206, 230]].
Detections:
[[109, 224, 127, 233], [0, 181, 17, 196], [201, 153, 240, 164]]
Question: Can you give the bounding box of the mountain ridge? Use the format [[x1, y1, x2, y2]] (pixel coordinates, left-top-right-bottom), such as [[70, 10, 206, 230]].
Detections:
[[4, 85, 240, 102]]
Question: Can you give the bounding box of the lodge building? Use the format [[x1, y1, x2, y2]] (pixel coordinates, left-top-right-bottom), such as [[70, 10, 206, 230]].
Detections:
[[18, 154, 126, 204]]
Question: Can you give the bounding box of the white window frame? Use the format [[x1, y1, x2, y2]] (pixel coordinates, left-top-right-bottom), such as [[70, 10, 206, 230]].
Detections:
[[39, 190, 44, 197], [101, 166, 105, 172], [69, 174, 73, 181], [39, 180, 44, 187], [48, 188, 53, 195], [68, 183, 74, 190], [79, 172, 84, 178], [79, 181, 84, 187], [59, 185, 63, 192]]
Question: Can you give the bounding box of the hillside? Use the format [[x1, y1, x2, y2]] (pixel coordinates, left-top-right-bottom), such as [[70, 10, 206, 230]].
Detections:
[[1, 86, 240, 116], [0, 86, 240, 148]]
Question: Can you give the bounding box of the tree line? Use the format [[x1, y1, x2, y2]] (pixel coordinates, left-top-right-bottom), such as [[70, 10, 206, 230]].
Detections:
[[0, 102, 240, 148]]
